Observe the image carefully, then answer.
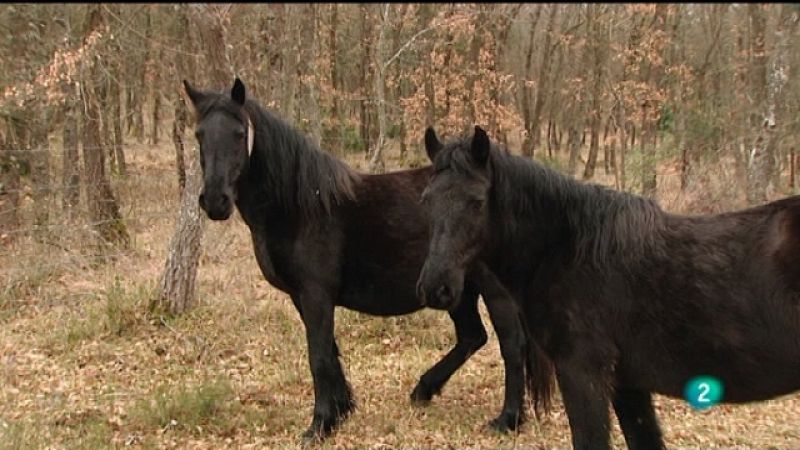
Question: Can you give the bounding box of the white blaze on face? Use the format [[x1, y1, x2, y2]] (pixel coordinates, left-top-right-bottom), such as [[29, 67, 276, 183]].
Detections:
[[247, 117, 255, 156]]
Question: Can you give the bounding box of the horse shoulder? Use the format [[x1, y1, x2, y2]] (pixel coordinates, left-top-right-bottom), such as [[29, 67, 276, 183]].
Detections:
[[769, 203, 800, 292]]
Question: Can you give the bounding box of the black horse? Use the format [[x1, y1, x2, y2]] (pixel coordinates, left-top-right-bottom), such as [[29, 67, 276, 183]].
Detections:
[[183, 79, 552, 442], [418, 125, 800, 450]]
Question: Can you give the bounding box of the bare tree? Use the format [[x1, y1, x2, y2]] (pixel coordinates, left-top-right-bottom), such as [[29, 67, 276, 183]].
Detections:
[[153, 4, 234, 315], [61, 87, 81, 212], [583, 4, 608, 180], [527, 3, 560, 156], [368, 4, 391, 173], [81, 4, 129, 247], [0, 121, 22, 234], [745, 3, 771, 205], [171, 5, 194, 191], [639, 4, 669, 198], [765, 5, 799, 192]]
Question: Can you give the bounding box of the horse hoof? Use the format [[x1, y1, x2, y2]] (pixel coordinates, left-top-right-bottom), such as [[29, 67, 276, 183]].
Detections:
[[300, 428, 324, 448], [409, 384, 434, 406], [487, 413, 522, 434]]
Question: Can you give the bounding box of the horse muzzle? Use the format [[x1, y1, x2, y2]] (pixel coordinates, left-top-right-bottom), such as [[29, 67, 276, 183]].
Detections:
[[199, 190, 234, 221], [417, 263, 463, 311]]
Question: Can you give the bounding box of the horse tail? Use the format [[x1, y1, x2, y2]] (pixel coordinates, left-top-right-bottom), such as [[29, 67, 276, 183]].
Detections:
[[522, 314, 555, 418]]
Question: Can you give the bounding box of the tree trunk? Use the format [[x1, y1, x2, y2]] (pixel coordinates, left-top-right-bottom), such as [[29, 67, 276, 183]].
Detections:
[[58, 18, 82, 214], [82, 4, 128, 248], [306, 4, 322, 147], [484, 4, 517, 143], [464, 6, 484, 128], [583, 5, 605, 180], [617, 101, 628, 191], [134, 6, 152, 143], [112, 84, 126, 177], [567, 126, 582, 176], [328, 3, 340, 155], [194, 5, 234, 90], [519, 5, 542, 157], [29, 115, 51, 228], [152, 160, 203, 316], [171, 5, 192, 192], [155, 4, 233, 315], [103, 4, 125, 177], [149, 71, 161, 146], [745, 3, 770, 205], [0, 120, 22, 235], [528, 4, 557, 156], [763, 5, 798, 196], [583, 126, 600, 180], [640, 4, 668, 198], [107, 20, 126, 178], [603, 119, 613, 173], [172, 97, 188, 193], [609, 135, 618, 189], [359, 4, 373, 154], [62, 99, 81, 212], [368, 4, 391, 174]]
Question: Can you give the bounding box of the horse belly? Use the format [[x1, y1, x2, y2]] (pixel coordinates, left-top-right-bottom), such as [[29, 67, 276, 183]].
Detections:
[[619, 327, 800, 403], [338, 280, 423, 316]]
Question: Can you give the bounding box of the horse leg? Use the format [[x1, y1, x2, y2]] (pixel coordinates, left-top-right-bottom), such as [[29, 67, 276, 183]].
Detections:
[[613, 388, 666, 450], [556, 353, 613, 450], [483, 290, 527, 432], [295, 287, 355, 444], [410, 286, 487, 404]]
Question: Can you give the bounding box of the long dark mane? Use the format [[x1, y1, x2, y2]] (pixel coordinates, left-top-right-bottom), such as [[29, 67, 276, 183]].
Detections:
[[246, 101, 361, 219], [200, 93, 361, 220], [437, 138, 667, 265]]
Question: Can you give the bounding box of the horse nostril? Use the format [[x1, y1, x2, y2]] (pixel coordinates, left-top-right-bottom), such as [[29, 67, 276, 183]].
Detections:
[[436, 284, 450, 301], [221, 192, 232, 207]]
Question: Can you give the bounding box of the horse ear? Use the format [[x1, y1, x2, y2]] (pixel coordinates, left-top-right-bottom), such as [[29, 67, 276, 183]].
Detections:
[[231, 77, 246, 106], [471, 125, 490, 167], [424, 127, 443, 162], [183, 80, 206, 109]]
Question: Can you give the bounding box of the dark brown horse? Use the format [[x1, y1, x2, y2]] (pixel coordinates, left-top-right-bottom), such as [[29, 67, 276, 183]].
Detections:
[[418, 125, 800, 450], [183, 79, 552, 443]]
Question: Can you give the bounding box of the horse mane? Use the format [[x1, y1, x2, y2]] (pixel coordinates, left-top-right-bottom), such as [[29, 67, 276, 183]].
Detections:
[[438, 138, 667, 265], [195, 93, 361, 220]]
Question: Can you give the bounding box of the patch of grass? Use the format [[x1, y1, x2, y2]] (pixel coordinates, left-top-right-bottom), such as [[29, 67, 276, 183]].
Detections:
[[49, 278, 151, 351], [63, 313, 103, 348], [54, 410, 112, 450], [0, 419, 47, 450], [104, 276, 148, 337], [129, 378, 243, 436], [0, 263, 59, 315]]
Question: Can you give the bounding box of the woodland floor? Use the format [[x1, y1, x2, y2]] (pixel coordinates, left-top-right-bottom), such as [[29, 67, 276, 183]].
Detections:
[[1, 136, 799, 450]]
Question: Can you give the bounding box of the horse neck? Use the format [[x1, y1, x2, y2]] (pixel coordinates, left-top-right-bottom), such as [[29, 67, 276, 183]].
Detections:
[[490, 153, 659, 266], [238, 103, 358, 226]]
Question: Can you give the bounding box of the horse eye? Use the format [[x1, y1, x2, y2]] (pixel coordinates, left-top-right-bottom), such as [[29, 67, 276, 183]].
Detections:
[[469, 199, 484, 210], [234, 129, 245, 141]]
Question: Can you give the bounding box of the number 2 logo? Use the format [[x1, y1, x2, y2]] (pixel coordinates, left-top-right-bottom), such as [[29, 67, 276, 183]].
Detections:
[[697, 382, 710, 403], [684, 376, 723, 410]]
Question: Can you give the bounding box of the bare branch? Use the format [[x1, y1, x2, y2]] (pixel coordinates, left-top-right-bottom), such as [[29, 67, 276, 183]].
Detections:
[[382, 10, 478, 71]]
